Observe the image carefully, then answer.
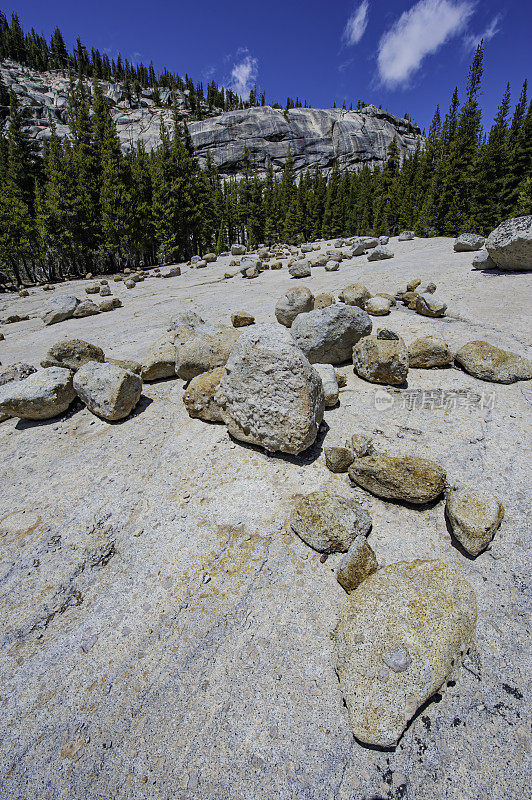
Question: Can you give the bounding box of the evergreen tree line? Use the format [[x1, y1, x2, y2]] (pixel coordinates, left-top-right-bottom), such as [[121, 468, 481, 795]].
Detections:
[[0, 10, 252, 115], [0, 43, 530, 286]]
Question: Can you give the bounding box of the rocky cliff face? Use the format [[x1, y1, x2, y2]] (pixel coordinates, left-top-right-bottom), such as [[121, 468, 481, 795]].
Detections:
[[1, 59, 422, 178]]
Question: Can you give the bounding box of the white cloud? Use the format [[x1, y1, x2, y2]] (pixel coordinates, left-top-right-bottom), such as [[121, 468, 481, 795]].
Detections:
[[343, 1, 370, 46], [463, 13, 502, 50], [229, 52, 258, 98], [377, 0, 475, 88]]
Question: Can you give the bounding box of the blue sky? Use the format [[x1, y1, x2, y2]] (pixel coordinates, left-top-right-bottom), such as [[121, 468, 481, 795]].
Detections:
[[9, 0, 530, 131]]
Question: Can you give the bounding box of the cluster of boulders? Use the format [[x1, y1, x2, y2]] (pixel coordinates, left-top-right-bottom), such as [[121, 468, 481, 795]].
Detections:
[[456, 215, 532, 272]]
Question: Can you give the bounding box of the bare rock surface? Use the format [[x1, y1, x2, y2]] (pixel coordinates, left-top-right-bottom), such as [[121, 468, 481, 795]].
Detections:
[[334, 560, 477, 746], [0, 236, 530, 800]]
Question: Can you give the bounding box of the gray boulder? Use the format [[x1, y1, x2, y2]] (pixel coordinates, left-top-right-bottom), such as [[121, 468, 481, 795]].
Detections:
[[215, 324, 324, 454], [338, 283, 371, 308], [472, 249, 497, 270], [231, 244, 247, 256], [275, 287, 314, 327], [41, 295, 79, 326], [353, 335, 408, 385], [0, 363, 38, 421], [445, 487, 505, 556], [73, 362, 142, 421], [416, 293, 447, 317], [398, 230, 415, 241], [367, 245, 394, 261], [291, 304, 372, 364], [313, 363, 339, 406], [289, 260, 311, 278], [0, 367, 75, 420], [454, 340, 532, 383], [73, 300, 100, 317], [454, 233, 485, 252], [485, 215, 532, 271]]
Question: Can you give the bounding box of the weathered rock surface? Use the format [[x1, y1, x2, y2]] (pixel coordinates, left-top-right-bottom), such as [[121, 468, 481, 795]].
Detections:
[[353, 335, 408, 385], [408, 336, 454, 368], [215, 324, 324, 454], [175, 322, 240, 381], [0, 363, 38, 421], [454, 233, 485, 252], [183, 366, 225, 422], [336, 536, 378, 592], [73, 299, 100, 317], [41, 339, 105, 371], [471, 249, 497, 270], [275, 286, 314, 327], [398, 231, 415, 241], [231, 311, 255, 327], [0, 367, 75, 419], [445, 487, 505, 555], [289, 260, 311, 278], [313, 363, 339, 407], [73, 362, 142, 421], [41, 294, 79, 325], [334, 560, 477, 746], [290, 491, 372, 553], [291, 304, 372, 364], [485, 215, 532, 271], [348, 454, 446, 503], [324, 446, 355, 473], [455, 341, 532, 383], [365, 295, 391, 315]]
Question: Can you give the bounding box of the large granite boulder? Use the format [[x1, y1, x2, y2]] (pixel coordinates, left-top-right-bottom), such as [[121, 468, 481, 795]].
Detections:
[[0, 367, 75, 420], [174, 322, 240, 381], [41, 295, 79, 326], [485, 216, 532, 271], [454, 233, 485, 252], [454, 341, 532, 383], [334, 560, 477, 746], [291, 304, 372, 364], [353, 335, 409, 385], [275, 287, 314, 327], [215, 324, 324, 454], [41, 339, 105, 372], [73, 362, 142, 421]]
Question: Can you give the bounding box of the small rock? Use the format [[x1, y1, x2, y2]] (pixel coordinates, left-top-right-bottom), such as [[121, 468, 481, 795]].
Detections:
[[353, 335, 408, 385], [231, 244, 247, 256], [231, 311, 255, 327], [324, 446, 354, 473], [85, 283, 100, 294], [445, 487, 505, 555], [183, 367, 224, 422], [336, 536, 378, 592], [160, 266, 181, 278], [325, 260, 340, 271], [348, 454, 446, 503], [124, 278, 136, 289], [291, 304, 372, 364], [73, 362, 142, 421], [398, 230, 415, 241], [416, 293, 447, 318], [289, 260, 311, 278], [73, 300, 100, 317], [313, 363, 339, 407], [347, 433, 374, 458], [314, 293, 334, 310], [365, 296, 391, 316], [203, 253, 217, 263], [472, 249, 497, 270], [99, 298, 122, 312], [290, 491, 371, 553], [408, 336, 453, 368], [141, 334, 175, 381], [406, 278, 421, 292], [454, 341, 532, 383], [215, 324, 324, 454], [367, 245, 394, 261], [376, 329, 399, 340], [338, 283, 371, 308]]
